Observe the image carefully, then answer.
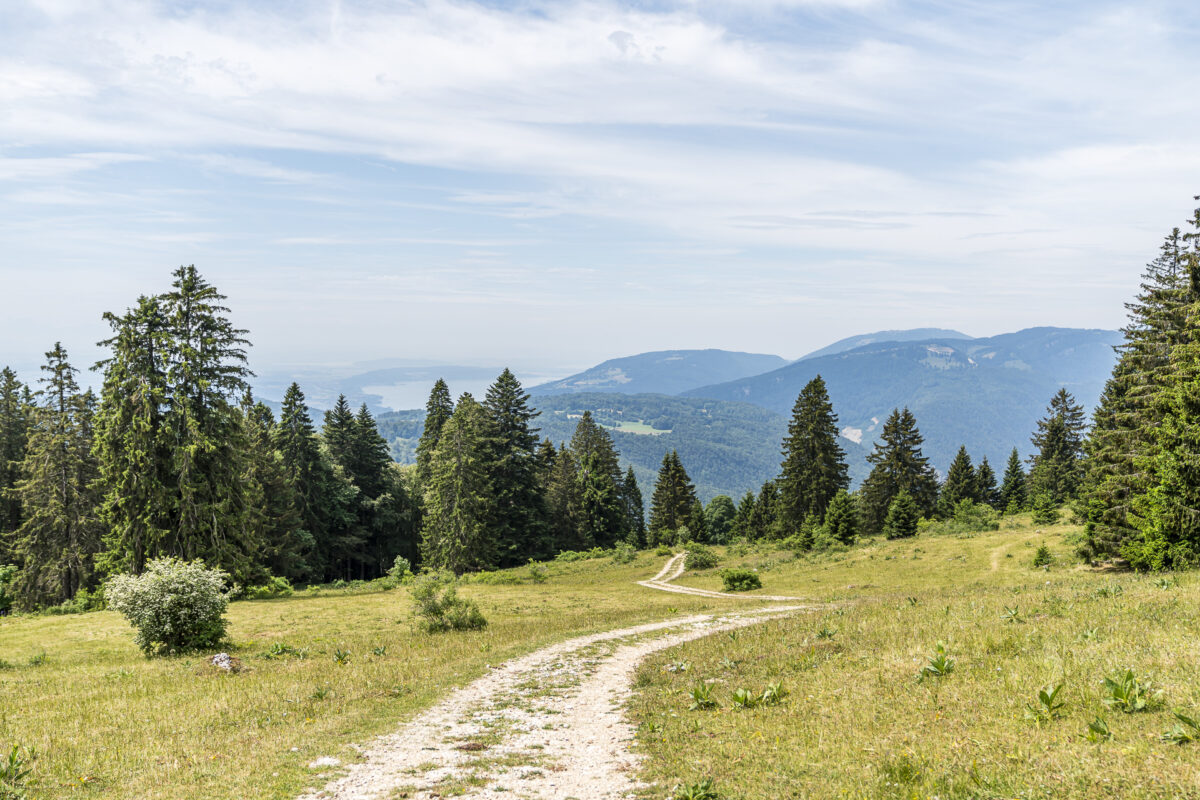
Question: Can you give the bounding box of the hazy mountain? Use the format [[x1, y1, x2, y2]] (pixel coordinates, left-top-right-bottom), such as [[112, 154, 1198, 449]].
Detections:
[[530, 349, 787, 397], [795, 328, 971, 362], [685, 326, 1122, 472]]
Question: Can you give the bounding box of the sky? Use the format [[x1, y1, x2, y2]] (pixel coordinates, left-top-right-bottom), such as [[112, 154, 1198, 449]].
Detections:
[[3, 0, 1200, 381]]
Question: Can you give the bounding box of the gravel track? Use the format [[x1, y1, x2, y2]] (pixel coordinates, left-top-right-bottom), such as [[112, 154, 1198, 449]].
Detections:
[[298, 556, 813, 800]]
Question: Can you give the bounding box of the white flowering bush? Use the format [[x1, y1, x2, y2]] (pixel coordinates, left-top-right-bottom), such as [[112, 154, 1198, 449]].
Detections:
[[107, 558, 230, 656]]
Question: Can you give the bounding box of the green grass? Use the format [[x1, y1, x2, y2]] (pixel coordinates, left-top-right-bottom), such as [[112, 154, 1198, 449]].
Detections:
[[604, 420, 672, 435], [0, 552, 722, 800], [630, 516, 1200, 799]]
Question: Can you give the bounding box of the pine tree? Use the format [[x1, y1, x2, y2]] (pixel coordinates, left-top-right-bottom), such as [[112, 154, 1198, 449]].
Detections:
[[975, 456, 1000, 509], [937, 446, 979, 517], [999, 447, 1027, 512], [859, 408, 938, 533], [619, 466, 646, 547], [416, 379, 453, 488], [11, 345, 102, 607], [687, 499, 707, 543], [1027, 389, 1086, 505], [704, 495, 736, 544], [824, 489, 858, 544], [0, 367, 32, 546], [883, 490, 920, 539], [350, 404, 394, 499], [570, 412, 626, 547], [421, 395, 496, 574], [778, 375, 848, 530], [483, 369, 549, 565]]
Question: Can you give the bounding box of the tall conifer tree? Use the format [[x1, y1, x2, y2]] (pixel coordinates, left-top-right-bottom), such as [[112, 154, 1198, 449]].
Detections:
[[483, 369, 548, 565], [421, 394, 496, 573], [0, 367, 32, 546], [619, 466, 646, 547], [778, 375, 848, 530], [570, 412, 626, 547], [1027, 389, 1086, 504], [12, 345, 101, 607], [416, 379, 454, 488], [999, 448, 1027, 511], [937, 445, 979, 517], [859, 408, 938, 533], [975, 457, 1000, 509]]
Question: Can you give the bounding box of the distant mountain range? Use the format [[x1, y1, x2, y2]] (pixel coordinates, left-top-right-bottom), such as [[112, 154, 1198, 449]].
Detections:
[[368, 326, 1122, 503], [530, 350, 786, 397], [683, 327, 1122, 474]]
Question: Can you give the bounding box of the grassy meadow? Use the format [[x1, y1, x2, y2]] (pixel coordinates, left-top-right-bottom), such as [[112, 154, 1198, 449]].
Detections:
[[5, 514, 1200, 799], [0, 551, 721, 800], [632, 517, 1200, 799]]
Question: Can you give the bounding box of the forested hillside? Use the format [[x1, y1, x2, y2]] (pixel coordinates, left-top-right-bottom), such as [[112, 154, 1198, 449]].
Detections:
[[686, 327, 1122, 470]]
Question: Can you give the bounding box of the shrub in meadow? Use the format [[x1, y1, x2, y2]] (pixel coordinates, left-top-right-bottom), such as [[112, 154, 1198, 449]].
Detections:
[[106, 558, 230, 656], [720, 567, 762, 592], [409, 571, 487, 633], [684, 543, 719, 570]]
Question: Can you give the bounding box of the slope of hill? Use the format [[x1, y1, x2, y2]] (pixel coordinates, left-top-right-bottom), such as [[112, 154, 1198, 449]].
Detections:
[[685, 326, 1122, 472], [794, 327, 971, 362], [530, 350, 786, 397]]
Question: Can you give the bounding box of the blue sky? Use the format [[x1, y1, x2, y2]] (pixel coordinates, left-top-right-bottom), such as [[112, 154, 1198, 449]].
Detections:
[[3, 0, 1199, 379]]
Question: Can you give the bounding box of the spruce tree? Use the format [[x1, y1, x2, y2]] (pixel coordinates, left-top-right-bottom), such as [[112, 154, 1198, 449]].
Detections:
[[1027, 389, 1086, 505], [160, 265, 257, 576], [1081, 228, 1191, 556], [240, 394, 308, 581], [999, 447, 1027, 512], [619, 466, 646, 547], [778, 375, 848, 530], [93, 295, 172, 575], [648, 451, 699, 542], [975, 456, 1000, 509], [0, 367, 32, 545], [748, 480, 779, 539], [937, 446, 979, 517], [544, 444, 585, 552], [883, 490, 920, 539], [483, 369, 549, 565], [322, 395, 357, 470], [275, 383, 351, 581], [416, 379, 453, 488], [420, 395, 496, 574], [11, 345, 102, 607], [858, 408, 938, 533], [570, 412, 626, 547], [824, 489, 857, 544], [1124, 206, 1200, 569]]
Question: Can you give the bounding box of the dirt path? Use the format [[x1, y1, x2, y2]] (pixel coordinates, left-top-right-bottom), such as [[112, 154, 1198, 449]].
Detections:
[[299, 557, 813, 800], [636, 552, 802, 602]]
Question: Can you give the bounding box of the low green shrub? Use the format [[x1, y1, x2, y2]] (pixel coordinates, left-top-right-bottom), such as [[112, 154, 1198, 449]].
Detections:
[[527, 561, 548, 583], [684, 543, 719, 570], [720, 568, 762, 592], [387, 556, 413, 583], [555, 547, 609, 563], [106, 558, 230, 656], [409, 571, 487, 633], [1032, 543, 1054, 568], [246, 575, 294, 600], [611, 542, 637, 564], [38, 585, 106, 615], [654, 544, 674, 557]]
